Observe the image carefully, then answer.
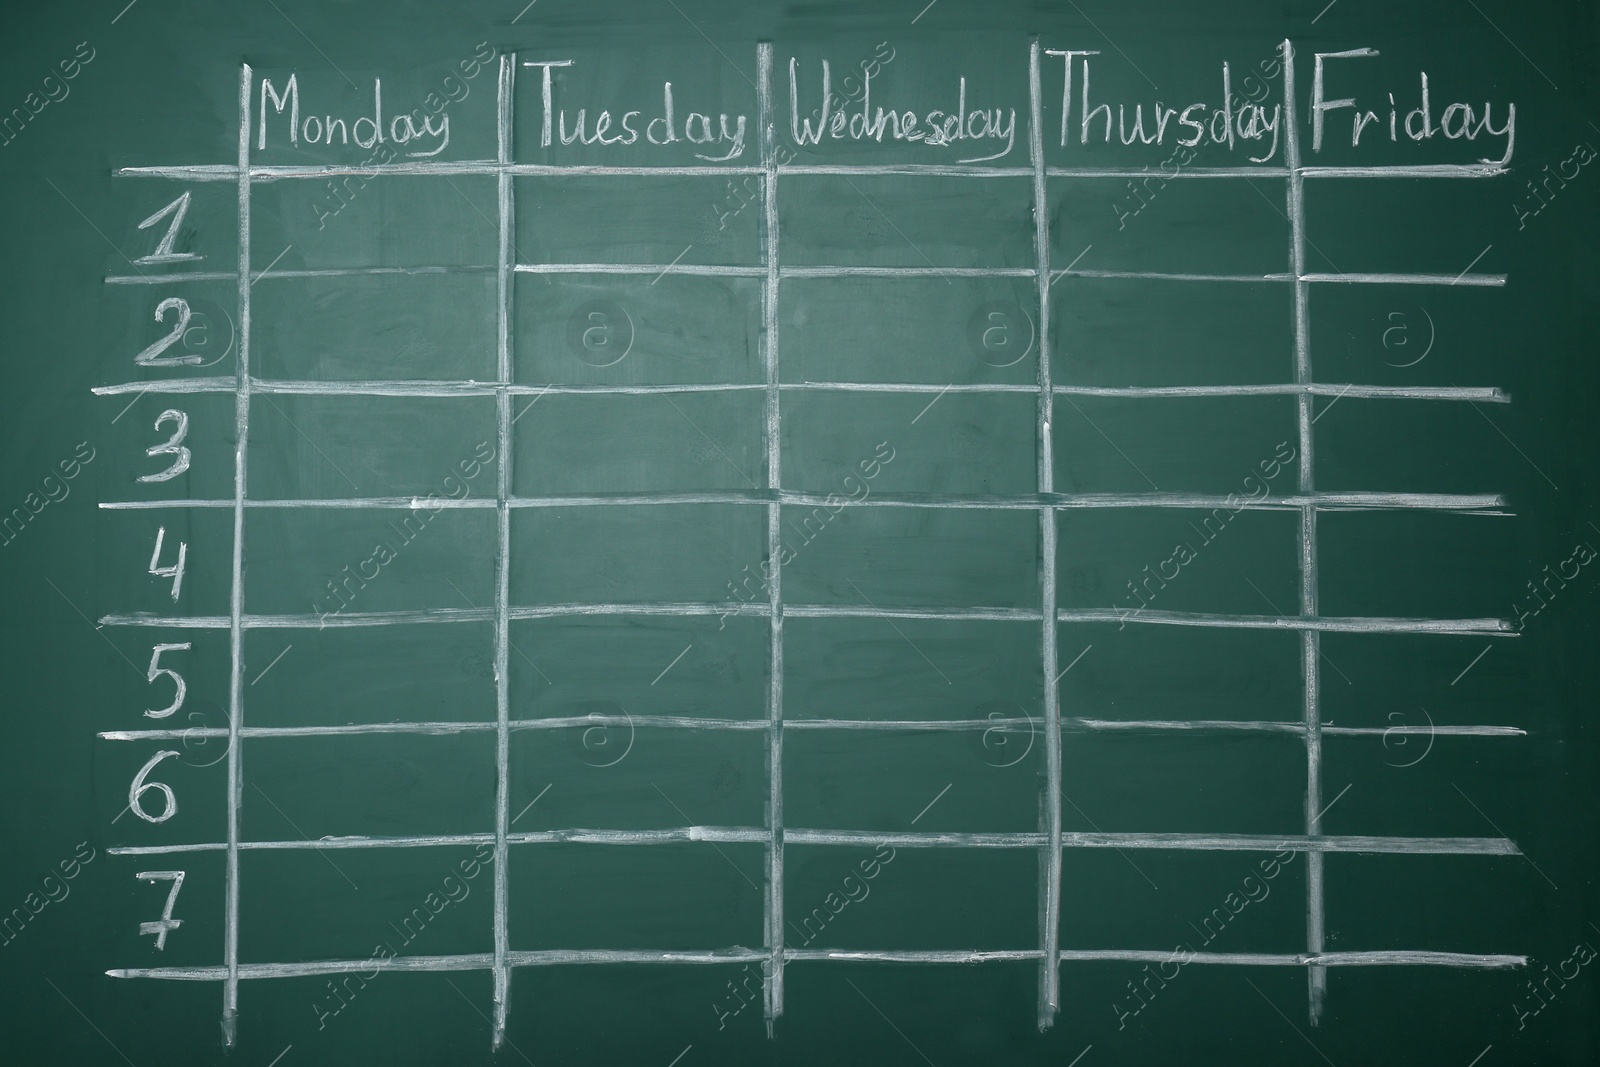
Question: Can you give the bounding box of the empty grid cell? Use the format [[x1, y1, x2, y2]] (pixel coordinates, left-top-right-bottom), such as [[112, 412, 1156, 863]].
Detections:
[[1051, 177, 1290, 276], [245, 623, 496, 726], [783, 729, 1042, 833], [1324, 854, 1532, 956], [510, 503, 765, 604], [248, 395, 498, 499], [1060, 964, 1321, 1060], [507, 842, 764, 950], [252, 272, 497, 381], [780, 505, 1040, 609], [1060, 733, 1305, 835], [1309, 282, 1514, 391], [508, 615, 769, 722], [1052, 395, 1299, 495], [241, 733, 496, 838], [1301, 970, 1533, 1065], [507, 725, 766, 831], [780, 275, 1039, 384], [515, 175, 761, 265], [780, 964, 1042, 1064], [1056, 508, 1301, 619], [245, 506, 496, 616], [1306, 178, 1508, 275], [238, 845, 494, 961], [512, 391, 765, 494], [1313, 396, 1528, 495], [1057, 624, 1302, 724], [1052, 277, 1292, 387], [252, 176, 498, 270], [514, 274, 761, 386], [507, 964, 774, 1053], [785, 616, 1041, 722], [783, 392, 1034, 495], [241, 971, 499, 1064], [1319, 632, 1535, 730], [1058, 848, 1307, 953], [779, 174, 1033, 268], [1321, 733, 1534, 839], [1316, 510, 1519, 620], [783, 845, 1037, 951]]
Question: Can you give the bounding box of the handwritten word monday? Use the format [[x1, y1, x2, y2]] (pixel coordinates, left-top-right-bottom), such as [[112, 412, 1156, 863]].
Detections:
[[254, 45, 1516, 167]]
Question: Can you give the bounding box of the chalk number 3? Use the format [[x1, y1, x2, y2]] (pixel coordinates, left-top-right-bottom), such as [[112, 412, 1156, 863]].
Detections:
[[138, 409, 190, 483]]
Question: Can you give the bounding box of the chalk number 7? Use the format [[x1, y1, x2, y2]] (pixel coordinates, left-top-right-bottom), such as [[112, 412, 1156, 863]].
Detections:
[[136, 870, 184, 949]]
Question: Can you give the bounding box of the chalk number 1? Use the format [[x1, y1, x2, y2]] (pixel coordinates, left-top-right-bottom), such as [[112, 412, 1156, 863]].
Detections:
[[134, 192, 202, 265]]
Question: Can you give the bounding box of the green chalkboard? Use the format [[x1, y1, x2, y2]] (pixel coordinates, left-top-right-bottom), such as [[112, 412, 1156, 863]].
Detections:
[[2, 0, 1598, 1064]]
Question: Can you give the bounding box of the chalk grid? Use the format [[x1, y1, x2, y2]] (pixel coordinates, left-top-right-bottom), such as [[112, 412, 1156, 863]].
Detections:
[[96, 41, 1525, 1049]]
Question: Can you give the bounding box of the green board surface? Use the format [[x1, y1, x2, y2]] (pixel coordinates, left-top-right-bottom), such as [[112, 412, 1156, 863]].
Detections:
[[2, 0, 1597, 1063]]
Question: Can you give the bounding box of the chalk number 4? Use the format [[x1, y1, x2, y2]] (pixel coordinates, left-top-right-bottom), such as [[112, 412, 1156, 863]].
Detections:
[[148, 526, 187, 601]]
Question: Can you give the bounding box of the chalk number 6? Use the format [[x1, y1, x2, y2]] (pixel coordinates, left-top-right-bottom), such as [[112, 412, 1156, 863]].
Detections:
[[128, 750, 179, 824]]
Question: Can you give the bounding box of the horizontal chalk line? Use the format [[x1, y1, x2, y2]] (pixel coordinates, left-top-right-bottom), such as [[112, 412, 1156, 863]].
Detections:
[[107, 829, 1518, 856], [515, 264, 1035, 278], [96, 606, 1515, 632], [99, 719, 1525, 741], [97, 491, 1509, 515], [1057, 609, 1513, 634], [104, 946, 1523, 981], [1057, 949, 1523, 967], [1300, 272, 1506, 287], [105, 267, 1509, 286], [90, 377, 1511, 403], [114, 161, 1506, 182], [1052, 268, 1505, 287], [105, 266, 498, 285]]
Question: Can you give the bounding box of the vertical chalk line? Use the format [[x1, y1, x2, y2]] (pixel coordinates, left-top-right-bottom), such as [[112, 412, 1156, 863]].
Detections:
[[756, 41, 786, 1033], [222, 60, 253, 1049], [1282, 39, 1328, 1025], [492, 51, 517, 1050], [1029, 38, 1064, 1031]]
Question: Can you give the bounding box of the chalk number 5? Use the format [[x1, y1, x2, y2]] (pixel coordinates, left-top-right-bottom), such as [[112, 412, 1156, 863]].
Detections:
[[144, 642, 190, 718]]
